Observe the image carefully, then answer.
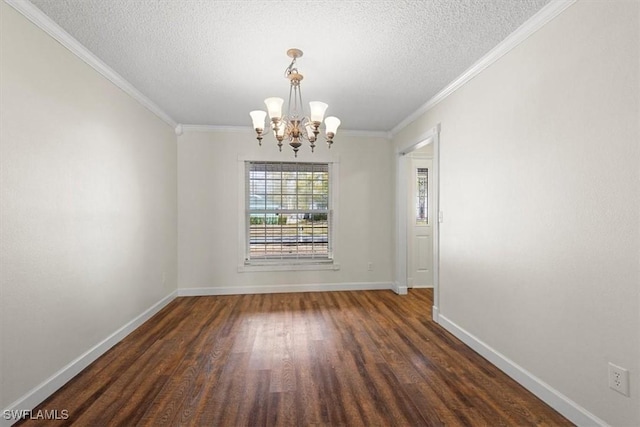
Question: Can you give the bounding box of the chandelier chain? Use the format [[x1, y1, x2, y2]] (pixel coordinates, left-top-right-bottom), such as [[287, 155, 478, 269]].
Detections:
[[284, 57, 298, 78]]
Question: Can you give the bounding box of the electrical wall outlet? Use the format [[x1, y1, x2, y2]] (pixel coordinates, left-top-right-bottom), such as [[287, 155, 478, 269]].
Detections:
[[608, 363, 630, 396], [367, 262, 373, 271]]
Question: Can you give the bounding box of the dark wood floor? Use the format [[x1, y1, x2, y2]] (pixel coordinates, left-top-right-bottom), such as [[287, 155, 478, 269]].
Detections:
[[19, 289, 572, 426]]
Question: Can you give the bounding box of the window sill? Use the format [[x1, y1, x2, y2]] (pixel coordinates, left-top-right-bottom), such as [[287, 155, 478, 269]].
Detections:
[[238, 262, 340, 273]]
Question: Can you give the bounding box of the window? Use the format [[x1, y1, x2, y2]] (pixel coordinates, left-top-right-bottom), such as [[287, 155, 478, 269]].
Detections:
[[245, 161, 332, 264], [416, 167, 428, 225]]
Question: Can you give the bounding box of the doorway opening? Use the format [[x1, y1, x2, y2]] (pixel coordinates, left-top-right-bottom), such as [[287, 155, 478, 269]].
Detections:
[[394, 124, 440, 322]]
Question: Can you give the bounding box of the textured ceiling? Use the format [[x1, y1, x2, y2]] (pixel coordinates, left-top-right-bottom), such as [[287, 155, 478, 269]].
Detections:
[[28, 0, 550, 131]]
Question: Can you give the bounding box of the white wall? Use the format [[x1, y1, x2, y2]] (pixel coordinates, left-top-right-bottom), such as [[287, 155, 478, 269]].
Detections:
[[0, 1, 177, 411], [393, 1, 639, 425], [178, 130, 394, 292]]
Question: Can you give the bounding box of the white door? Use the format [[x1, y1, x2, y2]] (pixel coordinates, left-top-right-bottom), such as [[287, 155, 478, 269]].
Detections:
[[408, 158, 433, 288]]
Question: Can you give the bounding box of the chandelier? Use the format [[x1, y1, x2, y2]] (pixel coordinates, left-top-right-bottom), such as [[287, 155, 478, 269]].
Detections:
[[249, 48, 340, 157]]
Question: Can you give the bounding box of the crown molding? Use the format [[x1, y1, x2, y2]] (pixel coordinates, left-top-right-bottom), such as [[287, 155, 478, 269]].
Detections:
[[340, 129, 391, 139], [390, 0, 577, 137], [4, 0, 178, 129], [6, 0, 574, 138], [178, 124, 390, 139], [180, 124, 252, 133]]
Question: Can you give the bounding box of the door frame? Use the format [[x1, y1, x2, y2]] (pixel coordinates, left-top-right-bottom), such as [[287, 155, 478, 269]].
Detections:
[[395, 124, 440, 322]]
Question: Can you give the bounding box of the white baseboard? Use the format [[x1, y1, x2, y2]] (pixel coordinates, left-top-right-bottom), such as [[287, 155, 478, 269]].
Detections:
[[437, 314, 607, 427], [432, 305, 440, 323], [392, 282, 408, 295], [178, 282, 394, 296], [1, 291, 177, 427]]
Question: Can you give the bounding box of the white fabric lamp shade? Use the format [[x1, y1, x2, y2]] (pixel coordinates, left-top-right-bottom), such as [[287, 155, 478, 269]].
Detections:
[[264, 97, 284, 120], [249, 110, 267, 130], [309, 101, 328, 123], [324, 116, 341, 134]]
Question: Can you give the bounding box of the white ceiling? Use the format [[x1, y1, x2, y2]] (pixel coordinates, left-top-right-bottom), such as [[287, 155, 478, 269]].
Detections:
[[27, 0, 550, 132]]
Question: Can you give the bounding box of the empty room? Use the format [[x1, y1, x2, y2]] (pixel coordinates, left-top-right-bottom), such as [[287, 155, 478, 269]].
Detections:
[[1, 0, 639, 425]]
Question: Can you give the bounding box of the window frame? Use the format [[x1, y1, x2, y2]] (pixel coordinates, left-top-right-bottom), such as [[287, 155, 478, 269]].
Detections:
[[237, 156, 340, 272]]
